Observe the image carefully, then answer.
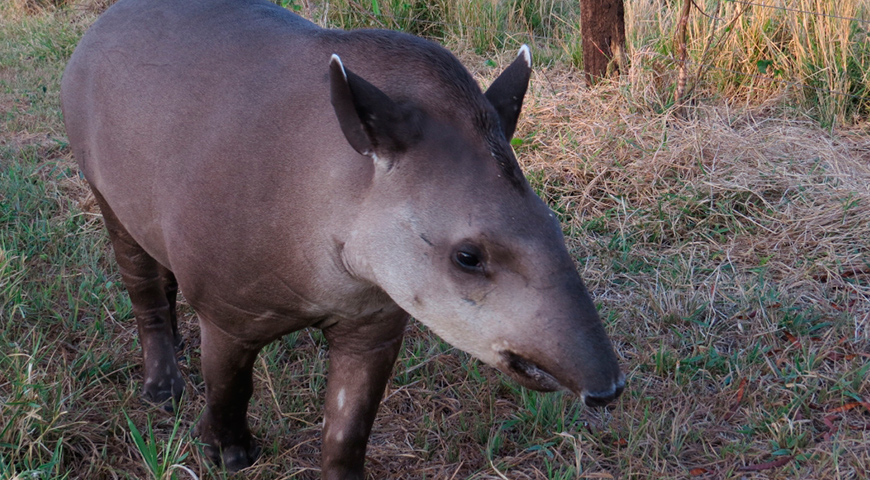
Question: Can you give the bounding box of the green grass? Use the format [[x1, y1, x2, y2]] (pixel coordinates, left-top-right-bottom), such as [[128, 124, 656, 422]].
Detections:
[[2, 1, 869, 479], [125, 409, 195, 480]]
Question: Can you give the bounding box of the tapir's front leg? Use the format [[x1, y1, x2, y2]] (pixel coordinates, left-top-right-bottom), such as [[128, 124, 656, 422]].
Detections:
[[321, 311, 408, 480]]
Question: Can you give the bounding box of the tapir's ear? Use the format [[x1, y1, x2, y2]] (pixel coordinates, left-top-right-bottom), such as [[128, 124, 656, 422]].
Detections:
[[484, 45, 532, 140], [329, 54, 419, 162]]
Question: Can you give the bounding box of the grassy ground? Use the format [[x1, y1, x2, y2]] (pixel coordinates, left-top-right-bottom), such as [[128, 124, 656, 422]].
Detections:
[[2, 1, 869, 479]]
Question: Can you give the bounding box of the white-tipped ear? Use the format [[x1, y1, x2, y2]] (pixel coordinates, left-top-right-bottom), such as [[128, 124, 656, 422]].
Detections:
[[484, 45, 532, 140], [329, 53, 422, 162], [518, 44, 531, 68], [330, 54, 347, 80]]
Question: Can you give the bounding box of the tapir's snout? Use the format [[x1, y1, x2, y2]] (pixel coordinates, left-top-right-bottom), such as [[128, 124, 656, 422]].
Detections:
[[491, 284, 625, 408], [581, 370, 625, 407]]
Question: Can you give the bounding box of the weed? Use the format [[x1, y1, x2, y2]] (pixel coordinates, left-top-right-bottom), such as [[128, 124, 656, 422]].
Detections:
[[125, 412, 197, 480]]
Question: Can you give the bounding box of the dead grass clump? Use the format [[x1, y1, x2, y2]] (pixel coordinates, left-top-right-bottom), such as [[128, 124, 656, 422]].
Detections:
[[4, 0, 69, 16], [518, 67, 870, 289], [2, 0, 114, 17]]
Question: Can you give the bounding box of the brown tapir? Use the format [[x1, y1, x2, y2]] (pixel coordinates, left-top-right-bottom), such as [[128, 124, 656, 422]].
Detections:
[[61, 0, 624, 477]]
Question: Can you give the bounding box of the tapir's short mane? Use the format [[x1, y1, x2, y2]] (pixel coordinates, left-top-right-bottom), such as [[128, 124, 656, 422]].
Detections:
[[486, 132, 525, 190], [337, 30, 483, 112], [329, 28, 526, 190], [241, 0, 527, 190]]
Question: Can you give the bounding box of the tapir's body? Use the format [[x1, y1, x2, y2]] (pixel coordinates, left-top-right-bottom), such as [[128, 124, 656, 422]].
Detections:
[[62, 0, 623, 477]]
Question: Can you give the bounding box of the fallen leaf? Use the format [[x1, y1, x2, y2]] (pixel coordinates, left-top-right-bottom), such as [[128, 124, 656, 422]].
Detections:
[[783, 330, 800, 347], [841, 267, 870, 278], [823, 414, 839, 441], [578, 473, 614, 479], [689, 467, 709, 475], [828, 402, 864, 414], [826, 352, 855, 361]]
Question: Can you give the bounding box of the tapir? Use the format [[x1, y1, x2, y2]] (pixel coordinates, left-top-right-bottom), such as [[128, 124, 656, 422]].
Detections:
[[62, 0, 624, 477]]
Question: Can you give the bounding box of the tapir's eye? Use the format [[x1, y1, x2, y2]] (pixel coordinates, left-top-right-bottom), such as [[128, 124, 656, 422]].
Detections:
[[453, 246, 484, 273]]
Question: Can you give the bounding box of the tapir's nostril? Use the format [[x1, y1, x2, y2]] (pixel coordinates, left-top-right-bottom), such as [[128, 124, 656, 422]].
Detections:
[[581, 372, 626, 408]]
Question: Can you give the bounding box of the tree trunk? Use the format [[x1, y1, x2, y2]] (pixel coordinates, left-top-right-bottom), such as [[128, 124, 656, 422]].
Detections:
[[579, 0, 626, 84]]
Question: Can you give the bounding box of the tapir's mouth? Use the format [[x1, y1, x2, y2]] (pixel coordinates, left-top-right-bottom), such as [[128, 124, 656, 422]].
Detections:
[[499, 351, 563, 392], [498, 350, 626, 407]]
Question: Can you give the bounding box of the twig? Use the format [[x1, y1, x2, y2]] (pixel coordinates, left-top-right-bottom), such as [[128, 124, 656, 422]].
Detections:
[[673, 0, 692, 111], [685, 0, 751, 100]]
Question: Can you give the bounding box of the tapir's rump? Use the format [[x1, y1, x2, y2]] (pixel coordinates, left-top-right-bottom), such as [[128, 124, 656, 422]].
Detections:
[[62, 0, 623, 476]]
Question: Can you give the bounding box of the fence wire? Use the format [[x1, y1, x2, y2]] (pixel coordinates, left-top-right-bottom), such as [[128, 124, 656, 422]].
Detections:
[[637, 50, 870, 103], [729, 1, 870, 25]]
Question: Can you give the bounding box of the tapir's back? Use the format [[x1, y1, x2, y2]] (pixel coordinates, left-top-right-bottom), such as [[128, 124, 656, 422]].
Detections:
[[62, 0, 484, 317], [64, 0, 326, 189], [64, 0, 325, 265]]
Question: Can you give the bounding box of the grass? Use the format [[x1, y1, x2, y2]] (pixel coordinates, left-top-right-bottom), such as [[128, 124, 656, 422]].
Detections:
[[322, 0, 870, 126], [625, 0, 870, 126], [124, 410, 196, 480], [2, 0, 869, 479]]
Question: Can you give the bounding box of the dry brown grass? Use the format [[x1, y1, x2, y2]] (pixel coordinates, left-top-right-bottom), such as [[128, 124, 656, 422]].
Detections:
[[520, 67, 870, 286]]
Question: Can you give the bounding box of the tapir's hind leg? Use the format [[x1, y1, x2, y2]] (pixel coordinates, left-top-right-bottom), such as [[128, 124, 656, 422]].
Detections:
[[92, 187, 185, 410], [321, 312, 408, 480], [157, 264, 183, 351], [195, 318, 262, 471]]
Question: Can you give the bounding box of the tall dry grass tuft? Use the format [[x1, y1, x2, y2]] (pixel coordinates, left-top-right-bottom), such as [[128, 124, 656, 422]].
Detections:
[[3, 0, 67, 16], [6, 0, 870, 127], [1, 0, 113, 19], [321, 0, 574, 56], [320, 0, 869, 126], [627, 0, 870, 125]]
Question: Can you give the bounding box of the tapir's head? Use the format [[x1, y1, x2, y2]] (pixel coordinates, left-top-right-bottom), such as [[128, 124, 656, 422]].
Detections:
[[330, 44, 623, 407]]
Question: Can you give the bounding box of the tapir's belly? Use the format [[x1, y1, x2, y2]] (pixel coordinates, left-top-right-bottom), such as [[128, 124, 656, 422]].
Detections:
[[81, 113, 383, 339]]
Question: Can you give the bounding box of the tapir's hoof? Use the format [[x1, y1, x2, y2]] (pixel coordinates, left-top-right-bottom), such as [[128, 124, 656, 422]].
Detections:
[[223, 443, 261, 471], [142, 373, 185, 413], [142, 388, 183, 413], [202, 439, 260, 471], [196, 415, 260, 471]]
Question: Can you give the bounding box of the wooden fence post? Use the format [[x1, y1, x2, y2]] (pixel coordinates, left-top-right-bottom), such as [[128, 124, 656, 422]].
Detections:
[[579, 0, 626, 84]]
